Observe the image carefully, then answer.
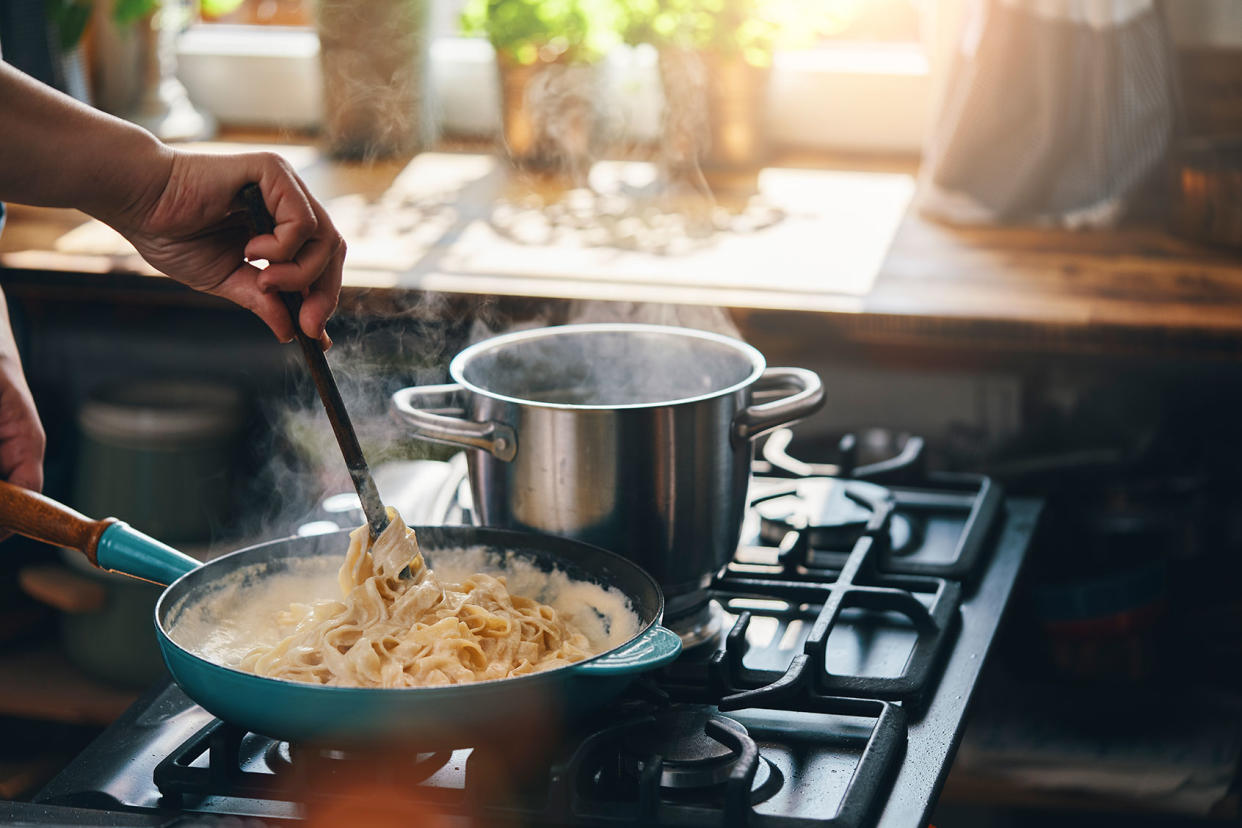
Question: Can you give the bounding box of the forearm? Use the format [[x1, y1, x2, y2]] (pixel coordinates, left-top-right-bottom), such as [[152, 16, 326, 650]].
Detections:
[[0, 62, 173, 226]]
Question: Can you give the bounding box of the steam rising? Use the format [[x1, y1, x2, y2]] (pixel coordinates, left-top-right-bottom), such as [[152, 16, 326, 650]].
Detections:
[[241, 43, 763, 538], [463, 326, 756, 406], [318, 0, 435, 160], [493, 49, 784, 254], [237, 303, 464, 539], [239, 299, 742, 541]]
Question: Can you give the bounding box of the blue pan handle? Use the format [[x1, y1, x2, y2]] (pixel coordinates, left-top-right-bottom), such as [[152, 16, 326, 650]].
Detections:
[[0, 480, 199, 587], [572, 624, 682, 677], [96, 522, 200, 586]]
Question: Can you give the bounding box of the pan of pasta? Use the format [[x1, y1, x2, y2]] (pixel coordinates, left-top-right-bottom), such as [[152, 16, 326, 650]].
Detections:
[[0, 482, 681, 747]]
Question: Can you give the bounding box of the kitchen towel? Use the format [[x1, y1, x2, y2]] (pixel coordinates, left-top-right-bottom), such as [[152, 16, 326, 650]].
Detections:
[[918, 0, 1176, 228]]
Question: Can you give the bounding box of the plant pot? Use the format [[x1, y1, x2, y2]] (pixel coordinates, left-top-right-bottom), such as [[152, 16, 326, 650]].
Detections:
[[317, 0, 434, 161], [87, 4, 214, 141], [657, 48, 770, 174], [497, 53, 597, 175]]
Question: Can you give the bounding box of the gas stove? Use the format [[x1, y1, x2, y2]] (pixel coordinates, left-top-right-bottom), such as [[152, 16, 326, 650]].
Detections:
[[18, 428, 1041, 827]]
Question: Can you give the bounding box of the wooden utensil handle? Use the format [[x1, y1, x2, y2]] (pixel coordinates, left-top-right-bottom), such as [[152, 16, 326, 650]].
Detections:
[[239, 182, 390, 539], [0, 480, 116, 565]]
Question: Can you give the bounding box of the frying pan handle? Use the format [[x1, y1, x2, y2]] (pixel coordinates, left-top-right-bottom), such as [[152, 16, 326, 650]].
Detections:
[[732, 367, 824, 444], [391, 384, 517, 462], [573, 624, 682, 677], [0, 480, 198, 586], [96, 523, 199, 586]]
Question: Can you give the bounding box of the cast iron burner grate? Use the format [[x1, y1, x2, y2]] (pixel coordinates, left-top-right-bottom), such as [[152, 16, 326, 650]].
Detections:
[[755, 429, 1002, 583], [153, 719, 457, 808], [152, 693, 906, 828], [682, 530, 960, 710], [664, 434, 1006, 709]]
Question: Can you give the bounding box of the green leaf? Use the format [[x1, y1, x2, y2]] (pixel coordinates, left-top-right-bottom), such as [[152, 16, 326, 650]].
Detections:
[[113, 0, 158, 26], [46, 0, 93, 49], [200, 0, 246, 17]]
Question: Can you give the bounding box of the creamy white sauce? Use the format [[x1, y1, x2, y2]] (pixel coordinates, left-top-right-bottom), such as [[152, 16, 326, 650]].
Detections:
[[168, 547, 640, 673]]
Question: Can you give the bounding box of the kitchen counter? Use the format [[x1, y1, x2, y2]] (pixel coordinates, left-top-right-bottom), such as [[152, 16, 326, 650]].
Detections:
[[3, 134, 1242, 362]]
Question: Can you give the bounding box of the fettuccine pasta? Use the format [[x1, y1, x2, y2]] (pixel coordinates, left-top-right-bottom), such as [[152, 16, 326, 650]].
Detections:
[[239, 509, 596, 687]]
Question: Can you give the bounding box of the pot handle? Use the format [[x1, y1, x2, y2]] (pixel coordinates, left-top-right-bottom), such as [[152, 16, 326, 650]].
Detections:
[[732, 367, 825, 443], [391, 384, 518, 462], [573, 624, 682, 677], [0, 480, 199, 586]]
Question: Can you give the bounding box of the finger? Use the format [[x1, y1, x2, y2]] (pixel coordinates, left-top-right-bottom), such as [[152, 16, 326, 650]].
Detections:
[[239, 154, 319, 263], [256, 233, 340, 294], [0, 427, 40, 542], [7, 457, 43, 493], [209, 261, 298, 343], [300, 241, 345, 342], [1, 427, 45, 494]]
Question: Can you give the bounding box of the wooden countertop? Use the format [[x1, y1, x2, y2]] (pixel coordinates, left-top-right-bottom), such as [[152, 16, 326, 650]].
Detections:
[[4, 135, 1241, 359]]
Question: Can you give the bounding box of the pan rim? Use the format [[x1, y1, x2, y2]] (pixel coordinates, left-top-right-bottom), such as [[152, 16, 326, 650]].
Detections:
[[154, 525, 665, 694]]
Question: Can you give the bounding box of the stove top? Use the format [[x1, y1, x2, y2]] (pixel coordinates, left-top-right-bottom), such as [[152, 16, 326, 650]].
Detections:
[[24, 429, 1042, 828]]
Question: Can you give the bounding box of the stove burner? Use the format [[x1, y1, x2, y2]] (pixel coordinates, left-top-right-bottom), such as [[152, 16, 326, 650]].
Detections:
[[267, 740, 453, 785], [618, 707, 770, 794], [754, 477, 922, 556], [671, 599, 726, 650]]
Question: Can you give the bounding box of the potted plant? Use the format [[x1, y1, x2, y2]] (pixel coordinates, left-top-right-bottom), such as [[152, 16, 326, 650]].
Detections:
[[617, 0, 778, 173], [461, 0, 617, 171], [47, 0, 241, 140], [317, 0, 435, 161]]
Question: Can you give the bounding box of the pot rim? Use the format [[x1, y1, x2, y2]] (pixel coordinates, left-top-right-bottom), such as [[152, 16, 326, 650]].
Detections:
[[448, 323, 767, 411]]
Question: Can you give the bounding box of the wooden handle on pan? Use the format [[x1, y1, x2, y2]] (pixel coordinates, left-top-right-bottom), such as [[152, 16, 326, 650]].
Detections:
[[0, 479, 116, 566]]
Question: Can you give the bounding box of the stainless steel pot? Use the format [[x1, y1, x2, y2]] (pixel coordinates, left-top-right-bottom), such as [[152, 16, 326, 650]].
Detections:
[[391, 324, 824, 625]]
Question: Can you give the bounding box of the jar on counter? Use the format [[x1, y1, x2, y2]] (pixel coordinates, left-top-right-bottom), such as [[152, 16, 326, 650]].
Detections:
[[73, 380, 245, 543]]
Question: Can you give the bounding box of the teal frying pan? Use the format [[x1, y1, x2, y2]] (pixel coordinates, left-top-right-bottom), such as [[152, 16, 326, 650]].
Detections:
[[0, 481, 681, 747]]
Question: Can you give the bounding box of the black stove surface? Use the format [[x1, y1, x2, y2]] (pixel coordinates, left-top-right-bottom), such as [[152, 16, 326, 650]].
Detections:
[[28, 432, 1041, 828]]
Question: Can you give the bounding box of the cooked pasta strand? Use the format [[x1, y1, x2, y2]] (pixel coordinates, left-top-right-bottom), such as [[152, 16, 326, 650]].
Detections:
[[239, 509, 596, 687]]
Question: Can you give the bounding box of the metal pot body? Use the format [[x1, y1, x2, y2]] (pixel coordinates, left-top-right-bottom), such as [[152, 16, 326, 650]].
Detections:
[[392, 324, 824, 618]]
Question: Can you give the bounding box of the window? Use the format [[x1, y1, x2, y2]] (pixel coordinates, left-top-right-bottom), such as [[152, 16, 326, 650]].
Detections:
[[177, 0, 946, 153]]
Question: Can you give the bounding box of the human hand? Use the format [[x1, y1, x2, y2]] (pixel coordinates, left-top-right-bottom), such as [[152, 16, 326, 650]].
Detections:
[[107, 150, 343, 346], [0, 330, 44, 496]]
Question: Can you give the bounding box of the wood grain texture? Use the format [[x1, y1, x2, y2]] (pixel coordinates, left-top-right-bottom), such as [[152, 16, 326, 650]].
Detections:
[[3, 135, 1241, 359], [0, 480, 116, 565]]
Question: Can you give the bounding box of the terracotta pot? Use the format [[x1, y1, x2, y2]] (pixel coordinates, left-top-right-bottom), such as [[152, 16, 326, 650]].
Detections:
[[497, 53, 597, 174], [658, 48, 771, 172], [317, 0, 433, 160]]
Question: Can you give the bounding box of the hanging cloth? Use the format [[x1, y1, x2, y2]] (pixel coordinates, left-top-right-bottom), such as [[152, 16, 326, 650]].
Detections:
[[918, 0, 1176, 227]]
